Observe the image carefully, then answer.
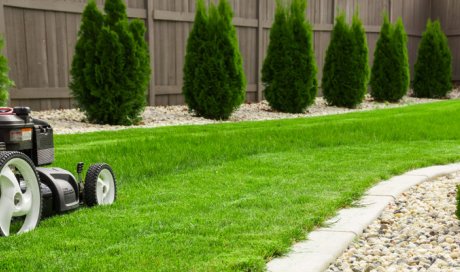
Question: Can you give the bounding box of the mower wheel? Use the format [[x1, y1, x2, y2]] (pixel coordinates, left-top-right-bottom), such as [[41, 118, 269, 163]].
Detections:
[[0, 151, 42, 236], [84, 164, 116, 207]]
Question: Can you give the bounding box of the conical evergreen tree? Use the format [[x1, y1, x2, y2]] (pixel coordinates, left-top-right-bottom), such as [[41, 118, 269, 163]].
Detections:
[[351, 13, 369, 104], [290, 0, 317, 111], [129, 20, 151, 120], [371, 15, 395, 101], [91, 26, 125, 124], [70, 0, 151, 125], [183, 0, 208, 112], [262, 1, 290, 111], [262, 0, 317, 113], [182, 0, 246, 120], [371, 16, 409, 102], [322, 13, 358, 107], [393, 18, 410, 101], [215, 0, 246, 117], [323, 13, 367, 108], [0, 37, 13, 106], [414, 20, 452, 98], [70, 0, 104, 115]]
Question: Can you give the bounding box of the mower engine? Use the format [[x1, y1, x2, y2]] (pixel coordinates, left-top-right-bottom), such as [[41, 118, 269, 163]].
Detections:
[[0, 107, 116, 237], [0, 106, 54, 166]]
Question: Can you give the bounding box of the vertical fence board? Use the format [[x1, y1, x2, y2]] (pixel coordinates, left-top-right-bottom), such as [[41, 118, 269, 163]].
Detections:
[[146, 0, 155, 105], [5, 7, 28, 89], [55, 12, 69, 88], [45, 11, 58, 88]]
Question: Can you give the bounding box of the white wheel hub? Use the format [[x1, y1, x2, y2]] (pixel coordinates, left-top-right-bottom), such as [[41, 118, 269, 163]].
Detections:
[[95, 169, 115, 205], [0, 158, 40, 236]]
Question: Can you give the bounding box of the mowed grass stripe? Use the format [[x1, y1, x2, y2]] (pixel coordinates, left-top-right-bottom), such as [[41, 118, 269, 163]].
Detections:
[[0, 100, 459, 271]]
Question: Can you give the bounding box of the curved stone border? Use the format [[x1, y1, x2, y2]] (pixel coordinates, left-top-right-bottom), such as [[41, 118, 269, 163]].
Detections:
[[267, 163, 460, 272]]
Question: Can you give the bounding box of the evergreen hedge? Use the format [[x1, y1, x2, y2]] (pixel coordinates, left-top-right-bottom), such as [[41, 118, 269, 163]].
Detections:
[[182, 0, 246, 120], [70, 0, 151, 125], [322, 13, 369, 108], [262, 0, 317, 113], [0, 37, 13, 106], [414, 20, 452, 98], [370, 16, 409, 102]]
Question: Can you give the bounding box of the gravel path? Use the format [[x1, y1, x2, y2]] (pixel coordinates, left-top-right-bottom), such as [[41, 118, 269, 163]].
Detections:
[[31, 90, 460, 135], [328, 172, 460, 272]]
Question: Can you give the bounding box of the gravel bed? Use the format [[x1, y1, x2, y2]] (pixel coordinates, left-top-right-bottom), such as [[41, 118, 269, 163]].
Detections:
[[32, 90, 460, 135], [328, 172, 460, 272]]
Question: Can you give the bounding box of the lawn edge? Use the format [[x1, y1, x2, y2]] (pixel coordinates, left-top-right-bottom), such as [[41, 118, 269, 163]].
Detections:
[[266, 162, 460, 272]]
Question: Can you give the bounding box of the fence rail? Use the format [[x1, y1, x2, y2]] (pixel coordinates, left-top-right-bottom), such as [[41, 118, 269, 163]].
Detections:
[[0, 0, 456, 110]]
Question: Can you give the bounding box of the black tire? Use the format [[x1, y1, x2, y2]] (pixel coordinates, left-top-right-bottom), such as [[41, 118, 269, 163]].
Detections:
[[0, 151, 42, 236], [84, 163, 117, 207]]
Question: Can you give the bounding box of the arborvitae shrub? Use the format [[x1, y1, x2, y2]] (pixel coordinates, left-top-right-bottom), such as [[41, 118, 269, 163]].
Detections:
[[262, 0, 317, 113], [322, 13, 369, 108], [182, 0, 246, 120], [183, 0, 208, 113], [371, 16, 394, 101], [215, 0, 246, 118], [129, 20, 152, 120], [70, 0, 151, 125], [0, 37, 13, 106], [414, 20, 452, 98], [70, 0, 103, 116], [371, 16, 409, 102], [262, 2, 290, 111], [394, 19, 410, 101], [351, 14, 369, 103]]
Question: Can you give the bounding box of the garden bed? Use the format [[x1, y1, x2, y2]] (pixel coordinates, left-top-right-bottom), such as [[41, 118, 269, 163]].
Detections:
[[33, 90, 459, 134]]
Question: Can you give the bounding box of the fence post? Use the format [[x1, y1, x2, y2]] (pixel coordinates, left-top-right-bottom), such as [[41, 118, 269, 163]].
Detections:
[[0, 0, 6, 57], [0, 0, 9, 106], [257, 0, 263, 102], [333, 0, 338, 19], [389, 0, 393, 22], [146, 0, 155, 106]]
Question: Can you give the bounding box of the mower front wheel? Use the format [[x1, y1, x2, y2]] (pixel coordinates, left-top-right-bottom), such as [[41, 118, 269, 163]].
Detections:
[[0, 151, 42, 236], [84, 163, 117, 207]]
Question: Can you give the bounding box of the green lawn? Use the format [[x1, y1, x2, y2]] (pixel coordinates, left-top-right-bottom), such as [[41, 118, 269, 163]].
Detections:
[[1, 101, 460, 271]]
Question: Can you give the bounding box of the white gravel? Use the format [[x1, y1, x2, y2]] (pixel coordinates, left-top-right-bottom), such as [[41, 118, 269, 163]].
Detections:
[[32, 90, 460, 135], [327, 172, 460, 272]]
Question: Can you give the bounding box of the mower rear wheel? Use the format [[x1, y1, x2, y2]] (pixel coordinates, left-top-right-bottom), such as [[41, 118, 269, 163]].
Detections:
[[0, 152, 42, 236], [84, 164, 116, 207]]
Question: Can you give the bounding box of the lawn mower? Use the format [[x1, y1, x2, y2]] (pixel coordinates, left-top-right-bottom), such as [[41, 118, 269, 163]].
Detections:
[[0, 107, 116, 236]]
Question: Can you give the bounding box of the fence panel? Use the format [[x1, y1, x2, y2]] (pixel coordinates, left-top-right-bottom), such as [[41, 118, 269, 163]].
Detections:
[[0, 0, 455, 110], [0, 0, 147, 110]]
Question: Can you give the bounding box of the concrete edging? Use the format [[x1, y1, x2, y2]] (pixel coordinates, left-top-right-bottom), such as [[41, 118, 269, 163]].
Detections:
[[267, 163, 460, 272]]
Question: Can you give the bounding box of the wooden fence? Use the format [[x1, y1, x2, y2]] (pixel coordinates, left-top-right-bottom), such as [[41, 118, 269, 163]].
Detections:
[[0, 0, 456, 110]]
